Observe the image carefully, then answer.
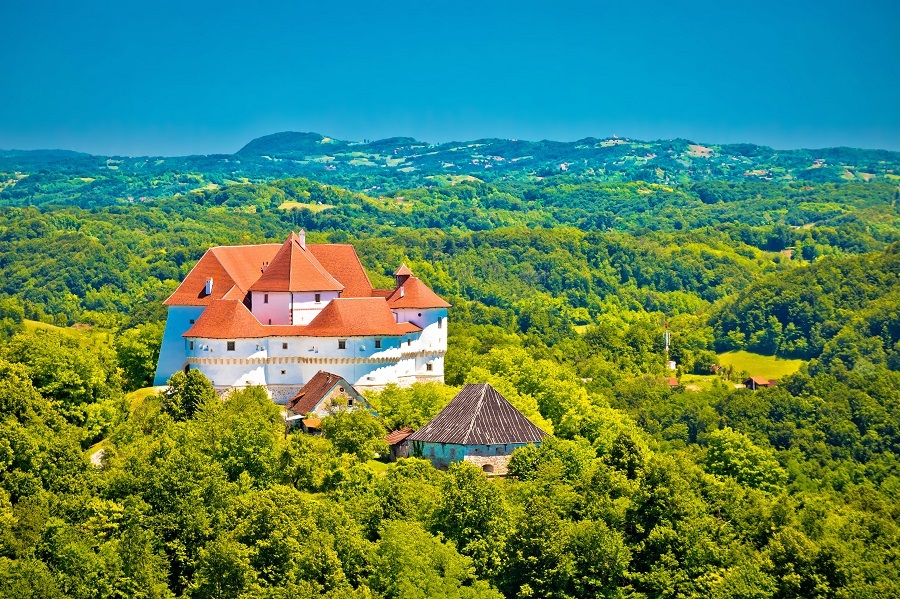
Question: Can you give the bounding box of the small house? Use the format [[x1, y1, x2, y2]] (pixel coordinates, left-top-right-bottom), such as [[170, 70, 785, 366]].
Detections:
[[284, 370, 369, 430], [407, 383, 547, 475], [385, 427, 414, 461], [744, 376, 775, 390]]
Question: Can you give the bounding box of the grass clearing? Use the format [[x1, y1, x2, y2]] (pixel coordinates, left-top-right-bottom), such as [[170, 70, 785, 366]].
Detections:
[[278, 201, 334, 213], [717, 350, 805, 379], [678, 374, 720, 392], [128, 386, 161, 412], [366, 459, 391, 475], [24, 319, 113, 349]]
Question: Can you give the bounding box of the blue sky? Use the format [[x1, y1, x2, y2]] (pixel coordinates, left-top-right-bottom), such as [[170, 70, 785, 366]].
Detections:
[[1, 0, 898, 155]]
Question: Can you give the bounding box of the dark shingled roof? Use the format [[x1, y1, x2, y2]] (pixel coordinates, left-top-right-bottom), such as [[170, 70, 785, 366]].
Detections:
[[408, 383, 547, 445]]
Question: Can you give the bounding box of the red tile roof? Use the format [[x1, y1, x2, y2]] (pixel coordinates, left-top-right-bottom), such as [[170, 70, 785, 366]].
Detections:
[[386, 276, 451, 309], [163, 244, 280, 306], [286, 370, 351, 416], [385, 427, 414, 445], [747, 376, 772, 386], [303, 298, 421, 338], [308, 244, 374, 297], [184, 299, 270, 339], [394, 264, 413, 277], [250, 233, 344, 293], [185, 298, 421, 340]]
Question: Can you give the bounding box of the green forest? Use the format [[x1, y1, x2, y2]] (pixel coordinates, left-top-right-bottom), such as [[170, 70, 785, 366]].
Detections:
[[1, 139, 899, 598]]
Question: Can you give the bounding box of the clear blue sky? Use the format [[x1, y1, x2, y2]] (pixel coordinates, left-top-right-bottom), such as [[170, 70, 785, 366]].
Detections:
[[2, 0, 899, 155]]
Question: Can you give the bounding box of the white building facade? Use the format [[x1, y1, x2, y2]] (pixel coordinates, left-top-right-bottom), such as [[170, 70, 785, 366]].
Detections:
[[153, 232, 449, 402]]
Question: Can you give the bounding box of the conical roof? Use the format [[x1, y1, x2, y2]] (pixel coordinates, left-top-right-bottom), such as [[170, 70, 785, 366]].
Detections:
[[386, 276, 451, 309], [394, 264, 413, 277], [408, 383, 547, 445], [249, 233, 344, 292]]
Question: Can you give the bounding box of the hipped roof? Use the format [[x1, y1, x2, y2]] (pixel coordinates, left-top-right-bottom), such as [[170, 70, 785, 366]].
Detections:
[[164, 235, 392, 306], [249, 232, 344, 293], [408, 383, 547, 445], [387, 276, 451, 309], [184, 298, 421, 339]]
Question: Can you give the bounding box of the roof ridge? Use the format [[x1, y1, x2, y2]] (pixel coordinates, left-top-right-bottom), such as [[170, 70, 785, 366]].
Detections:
[[298, 240, 344, 290]]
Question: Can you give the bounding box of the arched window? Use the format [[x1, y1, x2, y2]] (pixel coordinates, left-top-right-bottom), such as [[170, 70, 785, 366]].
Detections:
[[482, 464, 494, 474]]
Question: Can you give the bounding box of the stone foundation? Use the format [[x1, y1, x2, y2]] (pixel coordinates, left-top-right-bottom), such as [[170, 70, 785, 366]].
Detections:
[[464, 454, 512, 477]]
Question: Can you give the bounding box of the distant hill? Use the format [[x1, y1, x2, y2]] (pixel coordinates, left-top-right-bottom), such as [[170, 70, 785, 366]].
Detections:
[[2, 132, 900, 207]]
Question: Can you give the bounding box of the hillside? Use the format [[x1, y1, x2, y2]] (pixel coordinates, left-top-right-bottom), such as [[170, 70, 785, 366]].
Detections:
[[2, 134, 900, 598], [3, 131, 900, 207]]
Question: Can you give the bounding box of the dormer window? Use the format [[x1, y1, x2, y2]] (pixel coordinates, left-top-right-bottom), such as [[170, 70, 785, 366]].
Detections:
[[315, 293, 321, 303]]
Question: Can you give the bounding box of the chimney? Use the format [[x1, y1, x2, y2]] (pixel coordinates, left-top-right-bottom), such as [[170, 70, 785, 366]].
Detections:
[[205, 277, 213, 296], [399, 286, 405, 298], [298, 229, 306, 249]]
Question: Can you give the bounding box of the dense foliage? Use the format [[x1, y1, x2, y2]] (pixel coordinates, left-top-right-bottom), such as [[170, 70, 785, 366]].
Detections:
[[1, 152, 900, 597]]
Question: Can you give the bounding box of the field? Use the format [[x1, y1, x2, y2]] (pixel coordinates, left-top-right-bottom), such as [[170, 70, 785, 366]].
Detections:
[[24, 319, 113, 349], [278, 200, 334, 212], [717, 350, 805, 379]]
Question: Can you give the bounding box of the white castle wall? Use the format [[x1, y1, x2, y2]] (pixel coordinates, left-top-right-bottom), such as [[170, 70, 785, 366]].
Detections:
[[154, 306, 205, 386], [166, 300, 447, 394]]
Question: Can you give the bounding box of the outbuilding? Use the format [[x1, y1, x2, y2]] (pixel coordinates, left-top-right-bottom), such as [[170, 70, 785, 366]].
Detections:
[[407, 383, 547, 475]]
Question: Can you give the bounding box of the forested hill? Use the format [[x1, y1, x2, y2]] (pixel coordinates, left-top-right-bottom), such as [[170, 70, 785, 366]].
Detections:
[[3, 131, 900, 207]]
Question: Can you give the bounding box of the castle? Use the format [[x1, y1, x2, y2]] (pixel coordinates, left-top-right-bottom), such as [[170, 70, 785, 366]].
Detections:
[[153, 231, 449, 402]]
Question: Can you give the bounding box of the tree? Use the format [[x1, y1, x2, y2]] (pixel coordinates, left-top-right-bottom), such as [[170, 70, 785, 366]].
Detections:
[[704, 427, 786, 492], [115, 322, 164, 391], [321, 409, 387, 461], [160, 369, 215, 421], [368, 520, 501, 599], [433, 461, 510, 579]]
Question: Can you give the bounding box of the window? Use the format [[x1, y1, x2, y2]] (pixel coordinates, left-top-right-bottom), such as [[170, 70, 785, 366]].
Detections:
[[282, 342, 288, 350], [227, 341, 235, 351], [438, 317, 443, 329], [315, 293, 321, 303], [339, 387, 345, 392], [338, 340, 346, 350], [264, 293, 269, 304], [407, 338, 412, 347], [348, 398, 354, 407], [280, 370, 286, 375], [268, 319, 271, 325], [426, 363, 433, 372], [189, 341, 194, 350], [374, 339, 382, 349], [189, 319, 195, 324]]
